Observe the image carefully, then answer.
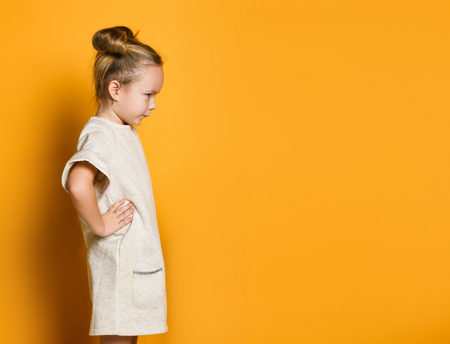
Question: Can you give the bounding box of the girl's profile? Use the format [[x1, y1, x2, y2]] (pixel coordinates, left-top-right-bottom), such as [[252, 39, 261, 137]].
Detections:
[[61, 26, 167, 344]]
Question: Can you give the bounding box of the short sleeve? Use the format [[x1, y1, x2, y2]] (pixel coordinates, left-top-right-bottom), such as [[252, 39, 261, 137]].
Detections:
[[61, 128, 113, 197]]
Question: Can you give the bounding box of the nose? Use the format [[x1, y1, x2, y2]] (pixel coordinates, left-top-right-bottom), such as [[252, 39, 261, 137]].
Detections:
[[149, 98, 156, 111]]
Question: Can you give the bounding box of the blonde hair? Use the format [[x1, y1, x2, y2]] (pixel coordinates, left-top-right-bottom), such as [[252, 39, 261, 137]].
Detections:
[[92, 26, 163, 104]]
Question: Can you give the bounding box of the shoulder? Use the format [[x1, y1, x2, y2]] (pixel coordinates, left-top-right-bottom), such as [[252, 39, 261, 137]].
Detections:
[[77, 118, 115, 151], [79, 118, 114, 141]]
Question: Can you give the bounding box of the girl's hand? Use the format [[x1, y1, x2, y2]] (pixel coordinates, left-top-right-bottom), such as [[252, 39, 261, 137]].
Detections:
[[101, 199, 135, 236]]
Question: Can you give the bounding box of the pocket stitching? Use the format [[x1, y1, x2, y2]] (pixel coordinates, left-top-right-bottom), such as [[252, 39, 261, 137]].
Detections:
[[133, 268, 162, 275]]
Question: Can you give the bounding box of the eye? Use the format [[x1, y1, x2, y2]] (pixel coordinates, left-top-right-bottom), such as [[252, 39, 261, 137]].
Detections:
[[145, 93, 151, 97]]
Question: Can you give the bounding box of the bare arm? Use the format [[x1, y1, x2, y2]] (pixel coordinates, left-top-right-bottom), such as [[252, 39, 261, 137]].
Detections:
[[67, 161, 134, 237]]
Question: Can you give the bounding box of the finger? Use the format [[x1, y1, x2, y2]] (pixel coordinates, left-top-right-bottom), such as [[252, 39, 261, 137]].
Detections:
[[109, 199, 126, 213], [119, 215, 134, 228], [119, 208, 135, 222], [116, 203, 134, 216], [122, 206, 135, 215], [113, 200, 133, 213]]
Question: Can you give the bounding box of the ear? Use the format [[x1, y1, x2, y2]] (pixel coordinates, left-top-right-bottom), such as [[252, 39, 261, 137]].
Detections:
[[108, 80, 122, 101]]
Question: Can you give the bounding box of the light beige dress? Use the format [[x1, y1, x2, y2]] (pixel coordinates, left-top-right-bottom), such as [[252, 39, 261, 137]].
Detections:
[[61, 116, 168, 336]]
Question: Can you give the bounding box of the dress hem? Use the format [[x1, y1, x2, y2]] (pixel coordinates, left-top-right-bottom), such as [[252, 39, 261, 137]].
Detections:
[[89, 326, 168, 336]]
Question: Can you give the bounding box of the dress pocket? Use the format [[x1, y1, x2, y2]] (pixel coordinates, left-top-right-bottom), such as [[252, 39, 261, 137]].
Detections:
[[132, 267, 165, 310]]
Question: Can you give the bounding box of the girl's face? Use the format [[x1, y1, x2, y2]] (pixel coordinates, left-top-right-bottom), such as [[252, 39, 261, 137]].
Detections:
[[112, 65, 164, 126]]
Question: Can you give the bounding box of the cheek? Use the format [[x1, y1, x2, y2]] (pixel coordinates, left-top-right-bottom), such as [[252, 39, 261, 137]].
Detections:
[[129, 96, 143, 109]]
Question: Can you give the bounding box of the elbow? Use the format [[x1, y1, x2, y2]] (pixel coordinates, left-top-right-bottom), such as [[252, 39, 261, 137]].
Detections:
[[67, 183, 79, 197], [68, 184, 85, 201], [67, 179, 92, 198]]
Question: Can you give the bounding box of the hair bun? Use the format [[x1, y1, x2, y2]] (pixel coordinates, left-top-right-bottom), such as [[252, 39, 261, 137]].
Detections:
[[92, 26, 135, 55]]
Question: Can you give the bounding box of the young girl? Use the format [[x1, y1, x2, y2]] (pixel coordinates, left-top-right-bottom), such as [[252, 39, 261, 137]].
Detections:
[[61, 26, 167, 344]]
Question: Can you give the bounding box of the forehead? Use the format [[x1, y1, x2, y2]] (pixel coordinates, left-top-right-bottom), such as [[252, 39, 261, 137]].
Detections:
[[134, 65, 164, 90]]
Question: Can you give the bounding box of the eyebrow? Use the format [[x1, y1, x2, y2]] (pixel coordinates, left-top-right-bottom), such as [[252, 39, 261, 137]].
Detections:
[[144, 89, 160, 93]]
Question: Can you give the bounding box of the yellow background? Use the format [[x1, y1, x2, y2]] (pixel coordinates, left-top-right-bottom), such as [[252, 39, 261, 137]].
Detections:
[[1, 1, 450, 343]]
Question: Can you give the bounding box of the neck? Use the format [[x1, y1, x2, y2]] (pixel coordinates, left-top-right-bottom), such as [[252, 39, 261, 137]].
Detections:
[[96, 102, 125, 125]]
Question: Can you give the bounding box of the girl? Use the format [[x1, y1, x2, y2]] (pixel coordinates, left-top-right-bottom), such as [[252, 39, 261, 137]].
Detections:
[[61, 26, 167, 344]]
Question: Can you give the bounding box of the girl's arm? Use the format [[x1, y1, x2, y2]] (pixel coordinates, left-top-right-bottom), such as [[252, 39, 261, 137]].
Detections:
[[66, 161, 134, 237]]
